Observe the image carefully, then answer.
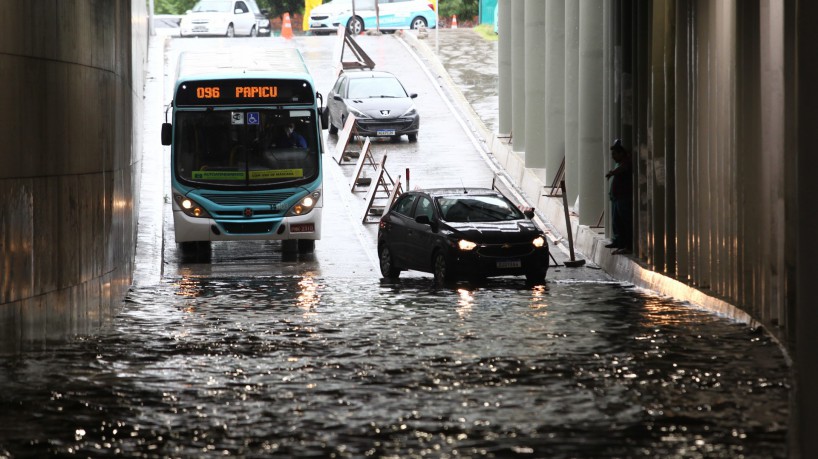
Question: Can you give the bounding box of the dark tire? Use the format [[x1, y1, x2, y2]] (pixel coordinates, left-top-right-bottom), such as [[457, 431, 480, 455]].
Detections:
[[250, 25, 258, 37], [379, 244, 401, 279], [298, 239, 315, 253], [346, 16, 364, 35], [179, 241, 211, 261], [410, 17, 428, 30], [226, 24, 235, 37], [525, 269, 547, 285], [328, 115, 338, 134], [281, 239, 298, 254], [408, 133, 418, 142], [433, 251, 453, 285]]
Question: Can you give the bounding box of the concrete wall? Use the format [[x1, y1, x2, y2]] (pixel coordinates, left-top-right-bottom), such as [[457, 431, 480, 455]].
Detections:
[[0, 1, 148, 351]]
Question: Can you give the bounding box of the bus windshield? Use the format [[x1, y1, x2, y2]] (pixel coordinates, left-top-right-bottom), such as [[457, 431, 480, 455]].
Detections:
[[173, 109, 319, 189]]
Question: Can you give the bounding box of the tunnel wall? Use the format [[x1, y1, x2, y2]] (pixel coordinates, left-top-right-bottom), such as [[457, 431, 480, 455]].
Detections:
[[0, 1, 148, 350]]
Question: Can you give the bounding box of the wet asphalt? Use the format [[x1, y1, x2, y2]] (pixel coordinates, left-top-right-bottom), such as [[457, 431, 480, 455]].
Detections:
[[0, 29, 792, 458]]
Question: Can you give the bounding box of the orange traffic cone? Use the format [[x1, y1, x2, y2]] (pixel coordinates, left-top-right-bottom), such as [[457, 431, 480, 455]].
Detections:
[[451, 15, 458, 29], [281, 12, 293, 39]]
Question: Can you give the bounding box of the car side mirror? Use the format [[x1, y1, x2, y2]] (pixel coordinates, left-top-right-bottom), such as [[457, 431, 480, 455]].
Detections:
[[415, 215, 431, 225], [161, 123, 172, 145], [410, 93, 418, 99], [524, 208, 535, 219], [333, 94, 343, 101]]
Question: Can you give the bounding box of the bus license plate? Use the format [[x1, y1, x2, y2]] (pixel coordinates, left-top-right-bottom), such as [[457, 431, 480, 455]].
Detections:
[[290, 223, 315, 233], [377, 129, 396, 136], [497, 259, 521, 269]]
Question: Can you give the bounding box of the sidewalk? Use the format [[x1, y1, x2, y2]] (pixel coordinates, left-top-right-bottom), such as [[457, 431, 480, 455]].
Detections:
[[400, 28, 758, 328]]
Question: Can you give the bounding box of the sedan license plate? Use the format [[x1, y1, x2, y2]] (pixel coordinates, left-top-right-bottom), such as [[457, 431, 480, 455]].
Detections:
[[497, 259, 522, 269], [377, 129, 396, 136]]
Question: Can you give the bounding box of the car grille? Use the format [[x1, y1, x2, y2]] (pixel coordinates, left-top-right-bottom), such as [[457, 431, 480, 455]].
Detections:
[[477, 242, 535, 258], [311, 15, 329, 20], [358, 119, 414, 130], [200, 191, 295, 207]]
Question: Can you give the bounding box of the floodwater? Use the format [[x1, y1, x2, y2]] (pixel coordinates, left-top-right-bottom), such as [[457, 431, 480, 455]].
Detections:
[[0, 276, 789, 458]]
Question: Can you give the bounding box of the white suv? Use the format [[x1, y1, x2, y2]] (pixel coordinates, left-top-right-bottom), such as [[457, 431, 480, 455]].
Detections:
[[180, 0, 259, 37]]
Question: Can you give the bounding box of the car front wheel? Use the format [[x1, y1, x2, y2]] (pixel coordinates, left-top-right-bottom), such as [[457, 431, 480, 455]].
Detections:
[[410, 17, 428, 30], [347, 16, 364, 35], [379, 244, 401, 279], [525, 269, 547, 285], [250, 25, 258, 37], [433, 251, 453, 285], [226, 24, 235, 37]]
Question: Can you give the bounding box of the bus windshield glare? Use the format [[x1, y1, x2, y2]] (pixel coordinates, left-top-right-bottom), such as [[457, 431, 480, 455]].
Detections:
[[174, 109, 319, 188]]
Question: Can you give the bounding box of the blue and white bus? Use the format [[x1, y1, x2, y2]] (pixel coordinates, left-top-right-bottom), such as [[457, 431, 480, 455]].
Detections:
[[161, 49, 326, 254]]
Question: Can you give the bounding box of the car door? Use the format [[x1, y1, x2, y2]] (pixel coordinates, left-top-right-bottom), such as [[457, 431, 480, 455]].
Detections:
[[383, 193, 418, 267], [233, 1, 255, 35], [328, 75, 348, 129], [404, 195, 437, 270]]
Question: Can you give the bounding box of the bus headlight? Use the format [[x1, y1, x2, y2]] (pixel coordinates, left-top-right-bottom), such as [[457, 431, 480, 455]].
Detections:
[[532, 236, 545, 248], [287, 190, 321, 216], [174, 194, 211, 218]]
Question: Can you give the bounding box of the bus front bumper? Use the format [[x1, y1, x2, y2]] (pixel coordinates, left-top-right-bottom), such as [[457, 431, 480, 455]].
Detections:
[[173, 209, 322, 243]]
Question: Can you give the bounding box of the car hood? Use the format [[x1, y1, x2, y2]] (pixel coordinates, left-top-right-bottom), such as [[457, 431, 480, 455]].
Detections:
[[182, 11, 231, 23], [346, 97, 414, 118], [444, 220, 543, 243], [310, 1, 355, 16]]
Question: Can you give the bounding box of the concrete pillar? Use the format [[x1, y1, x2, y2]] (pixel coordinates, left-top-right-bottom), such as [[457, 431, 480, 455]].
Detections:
[[544, 0, 566, 185], [524, 0, 546, 168], [577, 0, 604, 225], [498, 0, 512, 136], [564, 0, 580, 204], [511, 0, 526, 152], [797, 2, 818, 457]]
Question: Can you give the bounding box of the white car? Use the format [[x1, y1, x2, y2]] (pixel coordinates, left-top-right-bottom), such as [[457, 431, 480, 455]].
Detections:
[[179, 0, 259, 37], [309, 0, 437, 35]]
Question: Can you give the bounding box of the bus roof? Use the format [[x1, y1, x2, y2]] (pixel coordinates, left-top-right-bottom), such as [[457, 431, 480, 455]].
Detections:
[[175, 48, 311, 82]]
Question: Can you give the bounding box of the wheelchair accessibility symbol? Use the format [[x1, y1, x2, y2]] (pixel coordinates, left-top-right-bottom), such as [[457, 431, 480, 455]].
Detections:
[[247, 112, 260, 125]]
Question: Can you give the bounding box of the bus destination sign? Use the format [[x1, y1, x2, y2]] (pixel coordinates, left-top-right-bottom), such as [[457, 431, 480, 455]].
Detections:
[[176, 79, 315, 106]]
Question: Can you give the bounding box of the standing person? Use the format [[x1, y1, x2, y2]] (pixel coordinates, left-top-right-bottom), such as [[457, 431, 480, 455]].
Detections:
[[605, 139, 633, 254]]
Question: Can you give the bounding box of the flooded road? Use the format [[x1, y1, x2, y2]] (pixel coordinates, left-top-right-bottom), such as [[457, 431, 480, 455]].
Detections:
[[0, 33, 791, 458], [0, 277, 789, 457]]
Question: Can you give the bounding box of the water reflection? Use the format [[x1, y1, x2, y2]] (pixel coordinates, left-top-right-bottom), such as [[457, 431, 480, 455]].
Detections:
[[0, 278, 789, 458]]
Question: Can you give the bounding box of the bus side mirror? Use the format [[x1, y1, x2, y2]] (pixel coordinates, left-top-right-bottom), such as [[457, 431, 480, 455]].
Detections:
[[161, 123, 172, 145]]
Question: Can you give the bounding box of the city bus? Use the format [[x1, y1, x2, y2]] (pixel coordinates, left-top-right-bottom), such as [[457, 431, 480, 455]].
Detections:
[[161, 49, 326, 255]]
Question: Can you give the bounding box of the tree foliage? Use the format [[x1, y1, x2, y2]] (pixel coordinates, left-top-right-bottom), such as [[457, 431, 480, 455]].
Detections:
[[438, 0, 478, 22]]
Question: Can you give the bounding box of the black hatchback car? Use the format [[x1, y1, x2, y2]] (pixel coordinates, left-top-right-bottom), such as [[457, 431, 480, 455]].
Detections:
[[377, 188, 550, 284]]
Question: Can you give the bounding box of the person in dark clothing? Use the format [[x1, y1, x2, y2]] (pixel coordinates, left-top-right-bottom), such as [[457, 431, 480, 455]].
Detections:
[[605, 139, 633, 254], [272, 122, 307, 148]]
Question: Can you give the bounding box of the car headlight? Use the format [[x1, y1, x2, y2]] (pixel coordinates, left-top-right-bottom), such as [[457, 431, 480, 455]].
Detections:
[[532, 236, 545, 248], [458, 239, 477, 251], [287, 190, 321, 216], [401, 106, 417, 117], [348, 106, 369, 119], [174, 194, 211, 218]]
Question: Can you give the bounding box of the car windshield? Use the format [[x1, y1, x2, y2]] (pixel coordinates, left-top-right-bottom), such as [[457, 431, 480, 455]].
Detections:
[[436, 195, 525, 223], [193, 0, 232, 12], [347, 77, 407, 99]]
